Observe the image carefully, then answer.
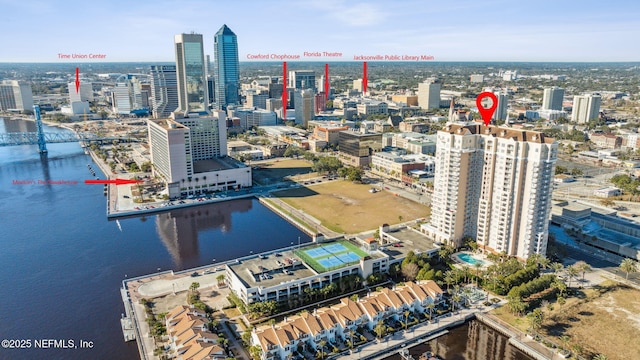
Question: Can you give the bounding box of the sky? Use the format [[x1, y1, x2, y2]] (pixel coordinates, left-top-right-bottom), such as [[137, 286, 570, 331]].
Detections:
[[1, 0, 639, 62]]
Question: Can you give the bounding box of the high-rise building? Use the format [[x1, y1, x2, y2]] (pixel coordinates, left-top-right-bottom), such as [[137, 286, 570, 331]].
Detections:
[[294, 89, 314, 127], [174, 33, 209, 114], [0, 80, 33, 112], [494, 91, 508, 122], [148, 111, 250, 198], [288, 70, 316, 91], [150, 65, 179, 118], [213, 24, 240, 110], [68, 81, 93, 103], [429, 124, 557, 259], [572, 94, 601, 124], [418, 78, 441, 110], [542, 87, 564, 111], [353, 79, 364, 92], [314, 93, 327, 114]]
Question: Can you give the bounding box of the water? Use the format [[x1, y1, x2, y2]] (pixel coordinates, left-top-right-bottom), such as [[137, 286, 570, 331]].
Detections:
[[382, 320, 534, 360], [457, 253, 486, 266], [0, 118, 311, 360]]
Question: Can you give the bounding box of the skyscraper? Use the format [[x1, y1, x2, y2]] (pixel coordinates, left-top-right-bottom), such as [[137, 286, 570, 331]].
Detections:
[[68, 81, 93, 103], [288, 70, 316, 91], [294, 89, 314, 128], [493, 91, 508, 122], [213, 24, 240, 110], [430, 124, 557, 259], [542, 87, 564, 111], [150, 65, 178, 119], [572, 94, 601, 124], [174, 33, 208, 114], [0, 80, 33, 112], [418, 78, 441, 110]]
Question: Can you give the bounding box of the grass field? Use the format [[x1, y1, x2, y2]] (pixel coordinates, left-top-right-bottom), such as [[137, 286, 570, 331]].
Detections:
[[253, 159, 312, 185], [273, 180, 430, 234], [492, 281, 640, 360]]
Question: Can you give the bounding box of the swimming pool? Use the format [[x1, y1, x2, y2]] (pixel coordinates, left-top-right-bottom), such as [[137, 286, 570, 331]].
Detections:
[[457, 253, 486, 266]]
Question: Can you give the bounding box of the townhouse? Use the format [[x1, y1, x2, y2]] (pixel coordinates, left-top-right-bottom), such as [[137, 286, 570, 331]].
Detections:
[[164, 305, 225, 360], [252, 281, 443, 360]]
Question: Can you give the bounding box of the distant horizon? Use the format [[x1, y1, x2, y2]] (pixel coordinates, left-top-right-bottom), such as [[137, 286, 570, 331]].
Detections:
[[2, 60, 639, 65]]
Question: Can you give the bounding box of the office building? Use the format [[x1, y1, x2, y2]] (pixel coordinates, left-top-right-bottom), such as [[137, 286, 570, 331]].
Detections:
[[493, 91, 508, 122], [542, 87, 564, 111], [338, 129, 383, 167], [353, 78, 364, 92], [68, 81, 93, 103], [314, 92, 326, 114], [288, 70, 316, 91], [174, 33, 208, 114], [247, 93, 268, 109], [428, 124, 557, 259], [572, 94, 601, 124], [213, 24, 240, 110], [150, 65, 179, 118], [0, 80, 33, 112], [418, 78, 441, 110], [470, 74, 484, 83], [148, 111, 250, 198], [294, 89, 314, 127]]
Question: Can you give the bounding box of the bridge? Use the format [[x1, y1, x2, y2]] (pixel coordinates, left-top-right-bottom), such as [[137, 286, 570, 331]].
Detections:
[[0, 131, 133, 147], [1, 105, 138, 152]]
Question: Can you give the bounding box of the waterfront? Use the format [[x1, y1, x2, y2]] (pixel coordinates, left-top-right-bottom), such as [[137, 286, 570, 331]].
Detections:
[[382, 320, 534, 360], [0, 118, 311, 359]]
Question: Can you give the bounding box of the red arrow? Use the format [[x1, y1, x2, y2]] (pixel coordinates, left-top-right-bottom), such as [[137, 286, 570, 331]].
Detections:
[[324, 63, 329, 99], [282, 61, 287, 121], [75, 67, 80, 94], [84, 178, 142, 185], [363, 61, 368, 96]]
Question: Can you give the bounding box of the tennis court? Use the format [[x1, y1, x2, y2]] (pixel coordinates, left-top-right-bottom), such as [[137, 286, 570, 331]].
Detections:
[[295, 240, 368, 273]]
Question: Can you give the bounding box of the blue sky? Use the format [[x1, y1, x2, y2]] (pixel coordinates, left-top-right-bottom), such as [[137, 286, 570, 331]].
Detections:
[[1, 0, 639, 62]]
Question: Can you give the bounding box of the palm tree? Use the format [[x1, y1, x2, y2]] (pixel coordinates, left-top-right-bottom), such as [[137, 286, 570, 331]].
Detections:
[[444, 270, 455, 292], [216, 274, 225, 287], [552, 279, 567, 297], [461, 265, 470, 284], [574, 261, 592, 283], [550, 262, 564, 275], [592, 354, 608, 360], [526, 308, 544, 337], [189, 282, 200, 293], [565, 265, 579, 288], [374, 320, 386, 340], [473, 262, 483, 286], [620, 258, 638, 280], [317, 339, 327, 360], [403, 310, 411, 330], [451, 293, 462, 312], [426, 302, 436, 322]]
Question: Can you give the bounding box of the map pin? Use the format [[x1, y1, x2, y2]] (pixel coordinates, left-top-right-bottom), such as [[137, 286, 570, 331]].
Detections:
[[476, 92, 498, 126]]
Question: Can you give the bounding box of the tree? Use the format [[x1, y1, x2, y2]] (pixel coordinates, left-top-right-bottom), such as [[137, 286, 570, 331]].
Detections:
[[317, 339, 327, 359], [570, 167, 583, 176], [550, 262, 564, 275], [443, 270, 455, 292], [401, 262, 419, 281], [555, 165, 568, 175], [403, 310, 411, 330], [574, 261, 592, 283], [565, 265, 579, 288], [426, 302, 436, 322], [374, 320, 386, 339], [473, 262, 483, 286], [451, 293, 462, 312], [189, 282, 200, 293], [620, 258, 638, 280], [140, 161, 152, 172], [216, 274, 225, 287], [592, 354, 608, 360], [507, 298, 527, 316], [526, 308, 544, 336], [344, 166, 364, 182]]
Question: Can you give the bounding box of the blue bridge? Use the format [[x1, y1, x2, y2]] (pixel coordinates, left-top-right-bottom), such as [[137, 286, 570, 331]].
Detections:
[[0, 105, 137, 153]]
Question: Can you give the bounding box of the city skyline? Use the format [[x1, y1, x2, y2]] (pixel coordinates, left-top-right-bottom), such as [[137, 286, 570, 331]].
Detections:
[[2, 0, 639, 63]]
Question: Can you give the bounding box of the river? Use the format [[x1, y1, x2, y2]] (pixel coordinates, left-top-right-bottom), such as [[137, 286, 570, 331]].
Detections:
[[0, 118, 311, 359]]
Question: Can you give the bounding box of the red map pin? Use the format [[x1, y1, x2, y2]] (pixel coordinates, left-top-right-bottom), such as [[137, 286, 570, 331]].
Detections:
[[476, 92, 498, 126]]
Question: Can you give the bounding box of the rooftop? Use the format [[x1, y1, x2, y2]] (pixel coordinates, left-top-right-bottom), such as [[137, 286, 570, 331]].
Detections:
[[442, 124, 555, 144]]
